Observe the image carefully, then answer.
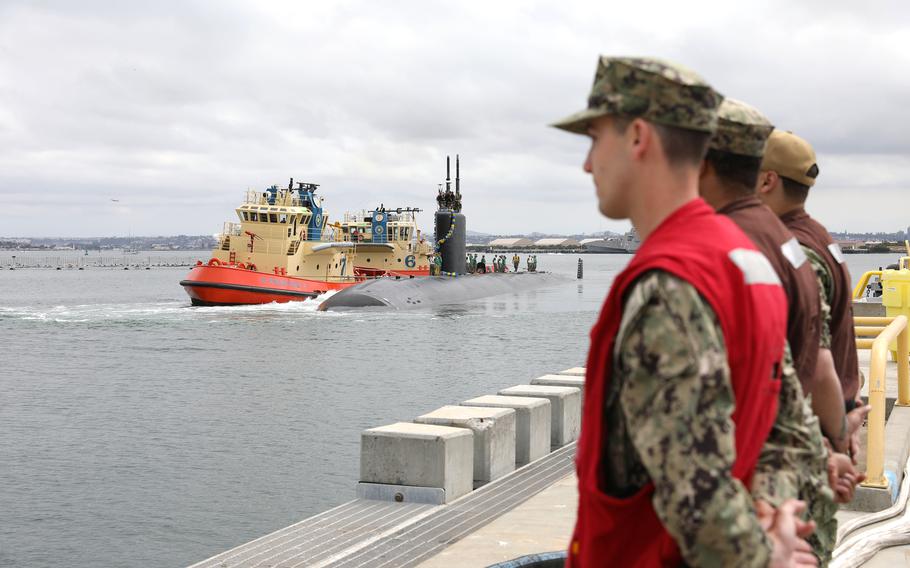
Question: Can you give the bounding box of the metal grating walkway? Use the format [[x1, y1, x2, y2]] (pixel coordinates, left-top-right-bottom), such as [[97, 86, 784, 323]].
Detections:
[[189, 442, 576, 568]]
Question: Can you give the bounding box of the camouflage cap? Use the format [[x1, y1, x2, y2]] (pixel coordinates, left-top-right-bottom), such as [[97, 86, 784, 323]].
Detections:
[[761, 129, 819, 187], [708, 98, 774, 158], [551, 56, 723, 134]]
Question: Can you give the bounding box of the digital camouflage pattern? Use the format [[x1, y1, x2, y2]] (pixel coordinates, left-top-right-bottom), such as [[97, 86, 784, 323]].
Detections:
[[708, 98, 774, 158], [603, 270, 771, 567], [751, 345, 838, 566], [552, 57, 723, 135], [805, 246, 834, 348]]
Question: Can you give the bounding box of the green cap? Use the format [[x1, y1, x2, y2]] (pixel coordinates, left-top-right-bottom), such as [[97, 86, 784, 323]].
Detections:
[[551, 56, 723, 135], [708, 98, 774, 157]]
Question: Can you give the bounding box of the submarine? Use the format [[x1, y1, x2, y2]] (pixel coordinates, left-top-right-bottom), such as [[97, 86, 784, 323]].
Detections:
[[319, 155, 561, 311]]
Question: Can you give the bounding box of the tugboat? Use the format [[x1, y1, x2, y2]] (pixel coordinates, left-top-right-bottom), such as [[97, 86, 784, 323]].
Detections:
[[180, 179, 433, 306]]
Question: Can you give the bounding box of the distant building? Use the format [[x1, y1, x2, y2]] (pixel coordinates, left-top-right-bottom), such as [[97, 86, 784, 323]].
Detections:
[[489, 237, 533, 247], [534, 238, 580, 247]]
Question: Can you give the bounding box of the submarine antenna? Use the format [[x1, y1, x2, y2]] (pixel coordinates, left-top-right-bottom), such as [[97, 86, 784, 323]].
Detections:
[[455, 155, 460, 196], [445, 155, 451, 192]]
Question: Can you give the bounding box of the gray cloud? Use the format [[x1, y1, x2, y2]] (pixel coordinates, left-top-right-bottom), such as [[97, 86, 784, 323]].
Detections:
[[0, 0, 907, 237]]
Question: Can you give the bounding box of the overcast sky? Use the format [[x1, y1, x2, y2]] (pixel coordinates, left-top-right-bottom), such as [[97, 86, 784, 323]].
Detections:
[[1, 0, 907, 238]]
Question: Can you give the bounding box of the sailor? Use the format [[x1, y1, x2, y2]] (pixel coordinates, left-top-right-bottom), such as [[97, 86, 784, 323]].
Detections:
[[699, 98, 861, 564], [432, 254, 442, 276], [552, 56, 814, 567], [512, 253, 520, 272], [757, 131, 870, 450], [478, 254, 487, 274]]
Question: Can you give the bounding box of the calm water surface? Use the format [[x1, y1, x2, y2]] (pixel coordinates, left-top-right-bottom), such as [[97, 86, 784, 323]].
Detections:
[[0, 252, 625, 567], [0, 251, 895, 567]]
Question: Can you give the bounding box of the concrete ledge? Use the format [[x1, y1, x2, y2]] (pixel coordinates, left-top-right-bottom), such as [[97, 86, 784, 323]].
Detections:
[[499, 385, 581, 447], [462, 395, 551, 466], [558, 367, 586, 377], [416, 406, 517, 484], [356, 482, 446, 505], [850, 484, 894, 513], [853, 300, 885, 317], [360, 422, 474, 503]]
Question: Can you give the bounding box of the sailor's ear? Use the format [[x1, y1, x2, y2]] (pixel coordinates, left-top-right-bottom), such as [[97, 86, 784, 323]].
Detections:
[[756, 170, 778, 195], [628, 118, 651, 160]]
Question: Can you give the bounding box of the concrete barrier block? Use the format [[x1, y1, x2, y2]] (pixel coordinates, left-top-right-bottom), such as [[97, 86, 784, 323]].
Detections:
[[498, 385, 581, 447], [532, 374, 585, 390], [415, 406, 516, 483], [360, 422, 474, 502], [461, 395, 551, 466], [559, 367, 586, 377]]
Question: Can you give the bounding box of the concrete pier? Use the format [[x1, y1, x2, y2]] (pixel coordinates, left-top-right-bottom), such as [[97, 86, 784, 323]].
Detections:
[[415, 406, 517, 484], [360, 422, 474, 503], [499, 385, 581, 447], [462, 395, 551, 466]]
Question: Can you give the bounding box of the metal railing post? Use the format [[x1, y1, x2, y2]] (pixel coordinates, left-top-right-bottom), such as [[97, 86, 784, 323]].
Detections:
[[898, 326, 910, 407], [861, 315, 908, 488]]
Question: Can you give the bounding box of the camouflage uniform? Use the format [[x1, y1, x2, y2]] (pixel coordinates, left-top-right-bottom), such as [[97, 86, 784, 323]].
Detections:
[[551, 57, 720, 134], [709, 97, 837, 565], [751, 347, 838, 566], [805, 246, 834, 349], [605, 271, 773, 566]]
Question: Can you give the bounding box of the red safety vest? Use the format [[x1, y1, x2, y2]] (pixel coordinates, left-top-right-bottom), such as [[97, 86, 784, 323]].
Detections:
[[568, 198, 787, 567]]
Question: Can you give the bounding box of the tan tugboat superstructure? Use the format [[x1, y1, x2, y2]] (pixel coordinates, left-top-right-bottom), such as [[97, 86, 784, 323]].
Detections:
[[180, 179, 433, 305]]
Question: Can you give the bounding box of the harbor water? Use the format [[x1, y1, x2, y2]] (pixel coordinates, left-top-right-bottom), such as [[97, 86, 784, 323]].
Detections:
[[0, 252, 895, 567]]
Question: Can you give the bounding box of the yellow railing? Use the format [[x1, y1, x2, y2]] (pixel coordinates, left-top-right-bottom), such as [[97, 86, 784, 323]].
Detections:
[[853, 271, 883, 299], [854, 315, 910, 488]]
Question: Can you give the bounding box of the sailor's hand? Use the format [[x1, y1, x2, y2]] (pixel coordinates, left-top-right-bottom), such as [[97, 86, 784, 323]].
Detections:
[[846, 404, 871, 465], [757, 500, 817, 568], [827, 452, 865, 503]]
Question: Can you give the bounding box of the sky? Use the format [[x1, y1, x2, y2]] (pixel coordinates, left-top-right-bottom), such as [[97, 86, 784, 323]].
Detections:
[[0, 0, 907, 238]]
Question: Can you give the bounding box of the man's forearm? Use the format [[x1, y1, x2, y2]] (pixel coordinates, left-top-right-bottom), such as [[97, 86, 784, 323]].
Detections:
[[811, 348, 848, 453]]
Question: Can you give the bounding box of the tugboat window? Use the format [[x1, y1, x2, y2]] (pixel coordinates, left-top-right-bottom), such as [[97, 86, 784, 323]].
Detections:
[[250, 212, 258, 222], [366, 258, 371, 263], [270, 213, 278, 223], [279, 214, 288, 223], [242, 211, 249, 221]]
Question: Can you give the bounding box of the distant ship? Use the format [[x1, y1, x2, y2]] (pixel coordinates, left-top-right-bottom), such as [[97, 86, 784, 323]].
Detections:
[[582, 229, 640, 254]]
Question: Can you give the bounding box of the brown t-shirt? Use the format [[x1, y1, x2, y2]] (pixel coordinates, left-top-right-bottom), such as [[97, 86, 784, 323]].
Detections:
[[720, 196, 821, 392], [780, 207, 859, 401]]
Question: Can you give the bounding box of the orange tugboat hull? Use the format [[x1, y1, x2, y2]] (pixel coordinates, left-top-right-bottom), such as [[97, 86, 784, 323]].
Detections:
[[180, 264, 428, 306]]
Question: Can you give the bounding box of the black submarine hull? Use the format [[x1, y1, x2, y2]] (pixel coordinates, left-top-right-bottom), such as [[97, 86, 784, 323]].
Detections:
[[318, 272, 561, 310]]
